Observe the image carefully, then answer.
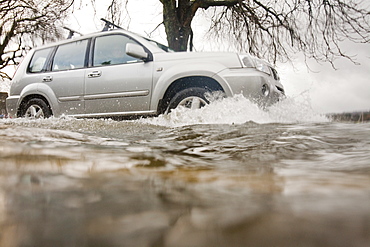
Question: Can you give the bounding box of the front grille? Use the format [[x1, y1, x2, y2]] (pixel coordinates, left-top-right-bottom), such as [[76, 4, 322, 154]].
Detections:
[[276, 86, 285, 95]]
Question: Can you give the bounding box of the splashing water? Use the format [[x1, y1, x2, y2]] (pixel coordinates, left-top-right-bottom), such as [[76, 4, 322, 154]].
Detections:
[[139, 94, 329, 127]]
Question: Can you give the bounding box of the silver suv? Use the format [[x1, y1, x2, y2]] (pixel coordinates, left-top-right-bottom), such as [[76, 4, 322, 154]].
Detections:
[[6, 29, 285, 119]]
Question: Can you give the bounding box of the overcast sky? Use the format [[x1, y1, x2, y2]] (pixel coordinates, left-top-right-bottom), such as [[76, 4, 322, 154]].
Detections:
[[6, 0, 369, 114]]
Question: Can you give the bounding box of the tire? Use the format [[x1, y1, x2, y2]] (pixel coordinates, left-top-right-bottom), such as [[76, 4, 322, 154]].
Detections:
[[166, 87, 210, 113], [21, 98, 52, 119]]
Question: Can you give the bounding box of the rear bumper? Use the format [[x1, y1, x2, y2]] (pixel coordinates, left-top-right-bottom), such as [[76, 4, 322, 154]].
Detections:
[[6, 95, 20, 118]]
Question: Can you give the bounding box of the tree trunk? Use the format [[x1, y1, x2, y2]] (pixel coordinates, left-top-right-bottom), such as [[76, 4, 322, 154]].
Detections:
[[161, 0, 196, 51]]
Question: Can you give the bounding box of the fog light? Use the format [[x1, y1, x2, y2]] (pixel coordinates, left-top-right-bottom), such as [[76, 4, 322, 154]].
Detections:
[[262, 84, 270, 97]]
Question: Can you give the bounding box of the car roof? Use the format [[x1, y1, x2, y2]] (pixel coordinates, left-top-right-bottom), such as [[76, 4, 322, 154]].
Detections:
[[33, 29, 166, 54]]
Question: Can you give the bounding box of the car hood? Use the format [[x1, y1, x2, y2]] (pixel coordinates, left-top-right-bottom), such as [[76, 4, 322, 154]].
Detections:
[[153, 52, 243, 69]]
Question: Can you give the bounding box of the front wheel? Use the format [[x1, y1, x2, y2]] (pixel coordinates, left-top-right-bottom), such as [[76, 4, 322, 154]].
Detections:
[[166, 87, 210, 113], [21, 98, 52, 119]]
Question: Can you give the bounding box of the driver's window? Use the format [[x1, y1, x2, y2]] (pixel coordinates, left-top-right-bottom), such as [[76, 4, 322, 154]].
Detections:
[[93, 35, 140, 67]]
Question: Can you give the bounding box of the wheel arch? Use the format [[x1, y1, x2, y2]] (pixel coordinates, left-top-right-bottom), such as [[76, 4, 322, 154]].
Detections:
[[18, 94, 52, 117], [156, 76, 224, 114]]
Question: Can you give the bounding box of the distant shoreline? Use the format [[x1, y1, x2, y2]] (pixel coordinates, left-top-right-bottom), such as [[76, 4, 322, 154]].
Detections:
[[0, 92, 7, 116], [327, 111, 370, 123]]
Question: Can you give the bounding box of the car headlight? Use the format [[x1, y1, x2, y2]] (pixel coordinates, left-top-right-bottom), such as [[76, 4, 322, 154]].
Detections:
[[238, 54, 272, 76], [254, 59, 271, 76], [238, 54, 255, 68]]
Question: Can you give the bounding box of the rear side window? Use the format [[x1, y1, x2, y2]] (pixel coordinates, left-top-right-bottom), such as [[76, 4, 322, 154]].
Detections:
[[28, 48, 53, 73], [93, 35, 140, 66], [52, 40, 88, 71]]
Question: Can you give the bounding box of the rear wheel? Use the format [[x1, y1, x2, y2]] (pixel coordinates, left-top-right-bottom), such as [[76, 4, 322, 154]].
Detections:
[[21, 98, 52, 119], [166, 87, 210, 113]]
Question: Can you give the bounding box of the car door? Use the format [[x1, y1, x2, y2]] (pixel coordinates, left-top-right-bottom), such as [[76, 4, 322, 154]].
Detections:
[[43, 39, 89, 115], [84, 34, 153, 115]]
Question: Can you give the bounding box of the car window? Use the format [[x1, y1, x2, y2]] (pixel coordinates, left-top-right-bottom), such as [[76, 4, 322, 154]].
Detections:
[[28, 48, 53, 73], [93, 35, 140, 67], [52, 40, 88, 71]]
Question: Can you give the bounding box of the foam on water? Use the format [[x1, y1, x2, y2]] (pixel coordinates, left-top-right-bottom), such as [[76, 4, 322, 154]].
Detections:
[[139, 94, 329, 127]]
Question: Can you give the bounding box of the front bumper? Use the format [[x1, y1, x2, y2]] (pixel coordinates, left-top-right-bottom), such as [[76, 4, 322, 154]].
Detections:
[[214, 68, 285, 107]]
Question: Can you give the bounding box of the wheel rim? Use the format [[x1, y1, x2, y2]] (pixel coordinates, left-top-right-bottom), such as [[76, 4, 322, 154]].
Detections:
[[178, 96, 207, 109], [25, 104, 45, 119]]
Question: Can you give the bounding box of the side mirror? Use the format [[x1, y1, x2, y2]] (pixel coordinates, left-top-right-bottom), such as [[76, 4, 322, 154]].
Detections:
[[126, 43, 149, 61]]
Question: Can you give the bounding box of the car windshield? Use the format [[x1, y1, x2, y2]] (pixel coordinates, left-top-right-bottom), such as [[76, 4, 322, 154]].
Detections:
[[143, 37, 174, 53]]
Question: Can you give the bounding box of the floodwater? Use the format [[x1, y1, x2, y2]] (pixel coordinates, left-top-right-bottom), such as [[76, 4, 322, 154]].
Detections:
[[0, 95, 369, 247]]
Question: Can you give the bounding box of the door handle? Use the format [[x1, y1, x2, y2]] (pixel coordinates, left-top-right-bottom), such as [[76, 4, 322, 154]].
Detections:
[[88, 71, 102, 78], [42, 76, 53, 82]]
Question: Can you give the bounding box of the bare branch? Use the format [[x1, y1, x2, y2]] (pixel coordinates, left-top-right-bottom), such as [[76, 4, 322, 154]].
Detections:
[[0, 0, 74, 79]]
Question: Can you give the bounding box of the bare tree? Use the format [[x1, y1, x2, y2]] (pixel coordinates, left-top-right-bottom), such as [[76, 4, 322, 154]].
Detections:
[[105, 0, 369, 65], [207, 0, 370, 65], [0, 0, 74, 79]]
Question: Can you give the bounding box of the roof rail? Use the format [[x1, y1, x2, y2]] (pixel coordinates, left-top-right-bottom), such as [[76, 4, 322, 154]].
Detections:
[[63, 27, 83, 39], [101, 18, 123, 31]]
